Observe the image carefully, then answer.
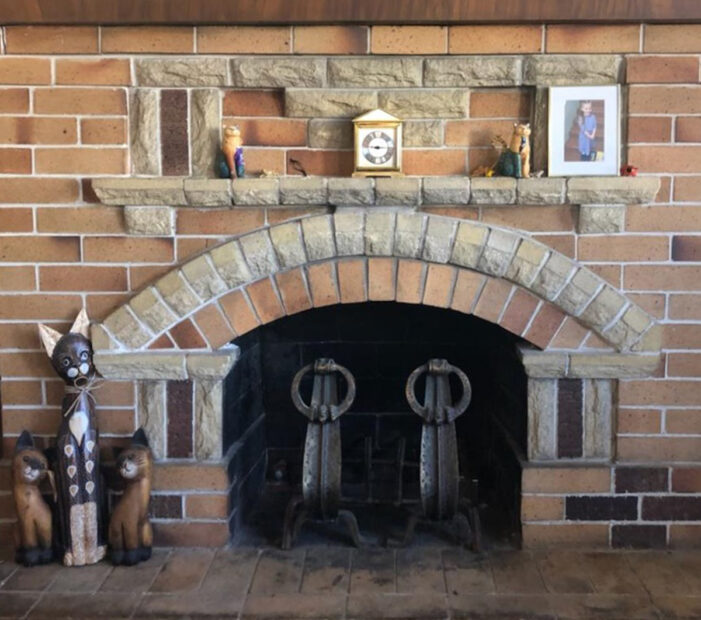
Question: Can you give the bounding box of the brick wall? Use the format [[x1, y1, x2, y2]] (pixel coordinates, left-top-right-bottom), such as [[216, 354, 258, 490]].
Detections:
[[0, 23, 700, 548]]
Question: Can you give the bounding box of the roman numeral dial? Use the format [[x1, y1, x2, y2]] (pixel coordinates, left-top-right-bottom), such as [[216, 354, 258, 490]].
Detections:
[[361, 130, 395, 165]]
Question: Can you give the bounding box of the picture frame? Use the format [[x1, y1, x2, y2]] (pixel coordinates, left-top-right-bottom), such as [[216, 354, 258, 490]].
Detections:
[[547, 85, 620, 177]]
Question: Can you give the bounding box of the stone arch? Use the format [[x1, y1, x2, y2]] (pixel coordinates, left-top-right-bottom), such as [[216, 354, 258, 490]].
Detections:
[[92, 212, 660, 355]]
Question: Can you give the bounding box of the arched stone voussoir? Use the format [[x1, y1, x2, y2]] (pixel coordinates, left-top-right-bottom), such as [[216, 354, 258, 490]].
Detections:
[[93, 212, 661, 355]]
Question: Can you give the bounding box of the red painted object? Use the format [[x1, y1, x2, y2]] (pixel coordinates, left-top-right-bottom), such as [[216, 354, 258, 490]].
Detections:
[[621, 165, 638, 176]]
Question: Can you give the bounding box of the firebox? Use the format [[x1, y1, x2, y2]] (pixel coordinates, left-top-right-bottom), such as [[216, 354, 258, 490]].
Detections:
[[222, 302, 526, 548]]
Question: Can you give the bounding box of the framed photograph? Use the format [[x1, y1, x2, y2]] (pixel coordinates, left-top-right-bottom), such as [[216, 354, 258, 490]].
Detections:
[[548, 85, 620, 176]]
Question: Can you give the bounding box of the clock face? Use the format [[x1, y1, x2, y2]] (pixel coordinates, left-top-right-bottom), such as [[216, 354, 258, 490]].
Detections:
[[361, 130, 395, 165]]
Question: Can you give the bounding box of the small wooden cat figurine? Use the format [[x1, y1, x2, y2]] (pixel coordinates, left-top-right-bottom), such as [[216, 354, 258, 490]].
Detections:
[[109, 428, 153, 566], [39, 309, 106, 566], [493, 122, 531, 178], [12, 431, 55, 567]]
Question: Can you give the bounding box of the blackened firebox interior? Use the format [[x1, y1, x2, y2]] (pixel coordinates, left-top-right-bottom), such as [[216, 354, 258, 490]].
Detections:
[[223, 302, 527, 548]]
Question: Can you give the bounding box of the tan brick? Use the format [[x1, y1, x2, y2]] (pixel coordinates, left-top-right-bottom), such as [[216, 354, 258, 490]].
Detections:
[[473, 277, 512, 323], [670, 525, 701, 548], [222, 90, 284, 117], [629, 86, 701, 114], [629, 145, 701, 173], [676, 117, 701, 143], [578, 235, 669, 262], [482, 205, 575, 233], [546, 24, 640, 53], [395, 259, 424, 304], [102, 26, 194, 53], [470, 89, 531, 118], [0, 294, 82, 321], [225, 118, 306, 147], [169, 318, 207, 349], [176, 208, 263, 236], [40, 266, 127, 292], [285, 150, 353, 177], [1, 380, 43, 406], [198, 26, 290, 53], [522, 524, 609, 548], [0, 58, 51, 84], [0, 236, 79, 262], [83, 236, 173, 263], [522, 466, 611, 493], [625, 265, 701, 291], [371, 26, 447, 54], [422, 264, 456, 309], [0, 89, 29, 113], [403, 149, 466, 176], [35, 148, 126, 174], [368, 257, 395, 301], [275, 268, 312, 315], [0, 116, 77, 145], [219, 290, 259, 336], [670, 295, 701, 320], [627, 56, 700, 83], [244, 148, 286, 175], [549, 317, 589, 350], [0, 266, 36, 291], [153, 522, 229, 547], [446, 119, 526, 147], [34, 88, 127, 115], [521, 496, 564, 521], [627, 206, 701, 232], [450, 269, 485, 314], [644, 25, 701, 53], [499, 288, 540, 337], [449, 25, 542, 54], [627, 117, 672, 143], [0, 149, 30, 174], [337, 259, 367, 304], [56, 59, 131, 85], [2, 408, 61, 433], [675, 177, 701, 202], [246, 278, 285, 323], [306, 262, 338, 308], [667, 353, 701, 377], [81, 118, 127, 145], [618, 408, 661, 434], [154, 463, 228, 491], [186, 494, 229, 519], [37, 206, 125, 234], [294, 26, 368, 54], [524, 304, 566, 349], [192, 304, 235, 349], [667, 409, 701, 434], [5, 26, 98, 53], [617, 436, 701, 462], [619, 379, 701, 406]]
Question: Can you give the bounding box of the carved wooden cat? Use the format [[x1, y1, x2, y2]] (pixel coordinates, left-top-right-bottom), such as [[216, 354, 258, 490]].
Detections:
[[109, 428, 153, 566], [38, 309, 106, 566], [12, 431, 55, 567]]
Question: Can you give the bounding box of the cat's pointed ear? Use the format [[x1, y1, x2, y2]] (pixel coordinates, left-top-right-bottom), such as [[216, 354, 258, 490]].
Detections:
[[15, 430, 34, 452], [38, 323, 63, 358], [70, 308, 90, 338], [132, 427, 149, 448]]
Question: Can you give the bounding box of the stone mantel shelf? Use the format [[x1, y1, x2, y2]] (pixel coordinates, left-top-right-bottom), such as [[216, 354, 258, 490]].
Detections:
[[92, 175, 660, 209]]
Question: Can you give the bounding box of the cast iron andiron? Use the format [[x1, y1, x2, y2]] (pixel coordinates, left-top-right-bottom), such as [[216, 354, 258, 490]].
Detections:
[[282, 358, 361, 549]]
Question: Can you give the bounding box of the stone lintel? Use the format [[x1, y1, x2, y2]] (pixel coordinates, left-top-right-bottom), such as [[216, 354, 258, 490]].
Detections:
[[95, 350, 239, 380]]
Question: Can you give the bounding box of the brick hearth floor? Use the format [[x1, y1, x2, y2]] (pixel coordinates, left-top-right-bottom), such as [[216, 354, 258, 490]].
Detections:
[[2, 546, 701, 618]]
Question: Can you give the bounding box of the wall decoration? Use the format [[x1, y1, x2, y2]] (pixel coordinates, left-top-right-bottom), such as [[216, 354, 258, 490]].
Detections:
[[12, 431, 55, 567], [218, 125, 245, 179], [493, 123, 532, 178], [548, 85, 620, 176], [352, 109, 403, 177], [38, 309, 107, 567], [108, 428, 153, 566]]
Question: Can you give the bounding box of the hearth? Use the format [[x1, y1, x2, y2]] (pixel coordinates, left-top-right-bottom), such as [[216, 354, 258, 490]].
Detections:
[[222, 302, 526, 548]]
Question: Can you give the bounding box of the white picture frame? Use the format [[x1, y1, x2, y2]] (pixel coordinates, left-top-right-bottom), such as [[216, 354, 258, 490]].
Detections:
[[548, 85, 620, 176]]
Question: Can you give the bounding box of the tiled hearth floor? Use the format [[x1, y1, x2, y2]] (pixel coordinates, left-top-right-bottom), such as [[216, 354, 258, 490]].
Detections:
[[3, 547, 701, 619]]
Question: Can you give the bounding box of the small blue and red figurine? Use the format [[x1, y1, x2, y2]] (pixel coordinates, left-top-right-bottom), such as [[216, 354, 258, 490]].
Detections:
[[217, 125, 245, 179]]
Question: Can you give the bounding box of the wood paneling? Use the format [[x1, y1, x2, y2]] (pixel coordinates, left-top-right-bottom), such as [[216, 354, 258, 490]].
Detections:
[[1, 0, 700, 25]]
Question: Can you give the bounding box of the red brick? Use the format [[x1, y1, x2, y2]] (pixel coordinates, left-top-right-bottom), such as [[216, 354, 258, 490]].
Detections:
[[39, 266, 127, 292], [423, 263, 456, 308], [450, 270, 484, 314], [153, 523, 229, 547], [246, 278, 285, 322], [2, 408, 61, 433], [0, 295, 82, 320], [149, 333, 176, 350], [670, 295, 701, 320], [547, 24, 640, 53], [243, 148, 286, 175], [371, 26, 447, 54], [483, 206, 575, 233], [170, 319, 207, 349], [197, 26, 290, 54], [0, 266, 36, 291], [5, 26, 98, 54], [524, 303, 566, 349], [0, 236, 79, 262], [337, 259, 368, 304], [83, 237, 174, 263], [275, 268, 312, 315], [625, 265, 701, 291], [628, 145, 701, 173], [35, 148, 126, 174], [34, 88, 127, 115], [663, 324, 701, 349], [225, 118, 307, 147], [0, 117, 77, 145], [619, 380, 701, 406], [627, 117, 671, 143], [403, 149, 466, 176], [0, 89, 29, 113], [219, 290, 259, 336], [101, 26, 194, 53], [549, 316, 589, 350], [306, 262, 339, 308], [86, 293, 129, 319], [578, 235, 669, 262], [192, 304, 235, 349], [368, 257, 395, 301], [618, 408, 661, 434], [619, 436, 701, 461], [627, 206, 701, 232], [286, 150, 353, 177], [470, 90, 532, 119], [0, 323, 43, 348], [0, 149, 31, 174], [56, 59, 131, 86], [294, 26, 368, 54], [0, 58, 51, 85], [176, 208, 264, 235], [37, 207, 125, 234], [80, 118, 127, 145], [1, 380, 43, 406], [644, 25, 701, 53], [395, 259, 424, 304], [185, 494, 228, 519], [449, 25, 542, 54], [499, 288, 540, 336], [676, 117, 701, 143], [446, 119, 526, 147], [668, 353, 701, 378], [667, 410, 701, 434], [627, 56, 700, 84], [629, 86, 701, 115], [222, 91, 284, 117], [675, 177, 701, 202], [473, 277, 511, 322], [533, 234, 575, 258]]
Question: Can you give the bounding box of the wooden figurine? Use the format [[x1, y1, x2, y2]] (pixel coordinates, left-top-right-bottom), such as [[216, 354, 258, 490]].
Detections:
[[12, 431, 55, 567], [38, 309, 107, 567], [218, 125, 245, 179], [493, 122, 531, 178], [108, 428, 153, 566]]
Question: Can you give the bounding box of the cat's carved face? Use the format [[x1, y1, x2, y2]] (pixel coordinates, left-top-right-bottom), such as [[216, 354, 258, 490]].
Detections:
[[117, 445, 152, 482], [514, 123, 531, 138], [51, 333, 95, 386], [13, 434, 49, 486]]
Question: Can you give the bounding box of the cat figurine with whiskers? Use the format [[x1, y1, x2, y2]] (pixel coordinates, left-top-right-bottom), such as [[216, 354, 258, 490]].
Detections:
[[109, 428, 153, 566], [12, 431, 55, 567], [39, 309, 107, 566]]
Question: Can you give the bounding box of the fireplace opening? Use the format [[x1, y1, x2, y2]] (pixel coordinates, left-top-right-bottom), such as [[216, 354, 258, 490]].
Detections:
[[223, 302, 527, 549]]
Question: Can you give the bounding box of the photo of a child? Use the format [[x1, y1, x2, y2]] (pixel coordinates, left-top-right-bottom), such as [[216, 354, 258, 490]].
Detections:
[[564, 99, 604, 162]]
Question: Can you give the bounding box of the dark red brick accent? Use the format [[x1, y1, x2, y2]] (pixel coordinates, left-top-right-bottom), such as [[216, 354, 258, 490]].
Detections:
[[167, 380, 193, 458], [160, 89, 189, 176], [615, 467, 669, 493], [612, 524, 666, 549], [170, 318, 207, 349], [642, 496, 701, 521], [672, 468, 701, 493], [566, 496, 638, 521], [557, 379, 583, 458], [150, 494, 183, 519]]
